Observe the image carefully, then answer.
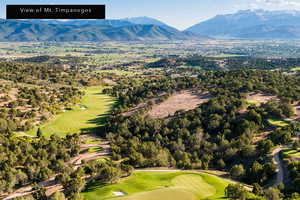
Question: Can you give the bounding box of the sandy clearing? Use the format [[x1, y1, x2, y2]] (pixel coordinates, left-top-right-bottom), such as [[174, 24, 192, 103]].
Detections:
[[148, 90, 211, 119], [252, 130, 272, 143], [113, 191, 126, 196], [246, 92, 277, 105], [103, 78, 117, 86]]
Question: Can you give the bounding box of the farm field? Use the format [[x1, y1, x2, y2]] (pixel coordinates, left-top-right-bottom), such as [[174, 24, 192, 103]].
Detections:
[[24, 86, 116, 137], [82, 171, 231, 200]]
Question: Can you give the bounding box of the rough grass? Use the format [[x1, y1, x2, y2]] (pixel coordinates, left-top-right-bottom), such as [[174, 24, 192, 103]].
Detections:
[[25, 86, 116, 137], [82, 171, 231, 200], [148, 91, 211, 119]]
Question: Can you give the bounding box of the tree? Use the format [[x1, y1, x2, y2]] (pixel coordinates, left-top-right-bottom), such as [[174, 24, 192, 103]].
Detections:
[[290, 192, 300, 200], [217, 159, 226, 169], [225, 184, 247, 200], [293, 141, 300, 150], [250, 162, 263, 183], [257, 139, 274, 154], [97, 166, 121, 184], [230, 164, 245, 180], [264, 187, 283, 200], [49, 192, 66, 200], [62, 176, 85, 200], [279, 104, 295, 118], [0, 118, 8, 132], [120, 163, 134, 177], [252, 183, 263, 196], [32, 184, 47, 200], [37, 128, 43, 138]]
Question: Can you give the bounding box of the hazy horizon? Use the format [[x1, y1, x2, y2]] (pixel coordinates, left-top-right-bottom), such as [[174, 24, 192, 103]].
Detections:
[[2, 0, 300, 30]]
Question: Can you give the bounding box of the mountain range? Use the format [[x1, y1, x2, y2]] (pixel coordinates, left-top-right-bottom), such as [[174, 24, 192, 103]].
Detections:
[[2, 10, 300, 41], [0, 17, 206, 42], [186, 9, 300, 39]]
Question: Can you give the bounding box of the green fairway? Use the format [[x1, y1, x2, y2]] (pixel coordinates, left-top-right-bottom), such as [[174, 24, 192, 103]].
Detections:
[[25, 86, 116, 137], [291, 67, 300, 72], [267, 118, 289, 127], [98, 69, 138, 75], [282, 148, 300, 158], [82, 171, 231, 200]]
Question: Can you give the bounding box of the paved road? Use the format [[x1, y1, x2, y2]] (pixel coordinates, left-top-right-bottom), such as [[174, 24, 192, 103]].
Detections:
[[271, 147, 284, 186]]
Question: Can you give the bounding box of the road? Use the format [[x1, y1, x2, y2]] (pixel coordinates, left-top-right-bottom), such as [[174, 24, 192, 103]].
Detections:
[[271, 147, 284, 186]]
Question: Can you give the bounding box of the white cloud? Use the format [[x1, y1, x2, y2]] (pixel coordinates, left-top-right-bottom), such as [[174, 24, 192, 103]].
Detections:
[[257, 0, 300, 7]]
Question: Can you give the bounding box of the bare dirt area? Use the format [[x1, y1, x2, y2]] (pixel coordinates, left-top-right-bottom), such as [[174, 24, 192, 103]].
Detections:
[[102, 78, 117, 86], [0, 87, 18, 107], [245, 92, 277, 105], [291, 104, 300, 121], [252, 130, 272, 143], [148, 90, 211, 119]]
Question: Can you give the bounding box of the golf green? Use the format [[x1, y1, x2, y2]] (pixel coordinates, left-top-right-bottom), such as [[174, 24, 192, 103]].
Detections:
[[82, 171, 232, 200]]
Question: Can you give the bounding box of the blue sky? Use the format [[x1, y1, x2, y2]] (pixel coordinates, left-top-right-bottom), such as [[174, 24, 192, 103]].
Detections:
[[1, 0, 300, 29]]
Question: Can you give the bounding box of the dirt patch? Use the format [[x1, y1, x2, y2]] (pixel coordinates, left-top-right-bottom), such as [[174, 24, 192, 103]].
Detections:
[[103, 78, 117, 86], [0, 88, 18, 107], [252, 130, 272, 143], [294, 104, 300, 118], [148, 90, 211, 119], [246, 92, 277, 105]]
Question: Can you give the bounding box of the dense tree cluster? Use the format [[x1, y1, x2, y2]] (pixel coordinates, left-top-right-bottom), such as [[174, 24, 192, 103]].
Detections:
[[225, 183, 290, 200], [0, 62, 81, 85], [103, 70, 300, 187], [145, 56, 300, 71], [0, 83, 83, 131], [0, 133, 80, 194]]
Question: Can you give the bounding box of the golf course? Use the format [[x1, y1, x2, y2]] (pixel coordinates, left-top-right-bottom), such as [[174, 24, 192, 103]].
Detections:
[[82, 171, 232, 200], [25, 86, 116, 137]]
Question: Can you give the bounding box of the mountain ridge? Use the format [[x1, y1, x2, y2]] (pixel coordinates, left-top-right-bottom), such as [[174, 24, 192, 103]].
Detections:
[[186, 9, 300, 39], [0, 18, 209, 41]]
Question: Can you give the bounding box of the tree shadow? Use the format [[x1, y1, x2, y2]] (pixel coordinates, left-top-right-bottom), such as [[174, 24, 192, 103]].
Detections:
[[83, 180, 108, 192], [80, 97, 120, 137]]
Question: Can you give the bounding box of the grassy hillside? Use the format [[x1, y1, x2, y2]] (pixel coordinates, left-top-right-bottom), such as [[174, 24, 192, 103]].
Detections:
[[25, 86, 116, 137], [82, 171, 232, 200]]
